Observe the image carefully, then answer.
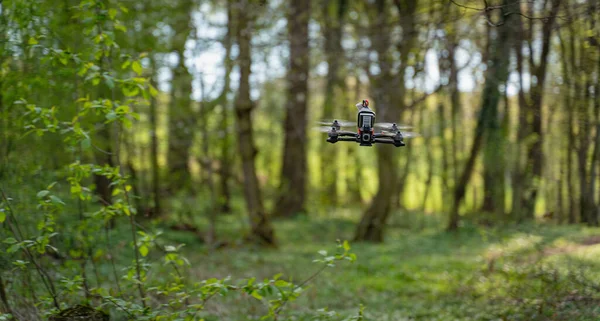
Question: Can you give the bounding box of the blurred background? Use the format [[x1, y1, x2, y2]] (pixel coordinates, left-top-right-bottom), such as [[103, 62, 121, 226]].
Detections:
[[2, 0, 600, 320]]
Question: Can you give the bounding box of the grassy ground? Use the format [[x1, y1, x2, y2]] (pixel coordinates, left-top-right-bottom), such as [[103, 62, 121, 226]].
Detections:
[[151, 210, 600, 321]]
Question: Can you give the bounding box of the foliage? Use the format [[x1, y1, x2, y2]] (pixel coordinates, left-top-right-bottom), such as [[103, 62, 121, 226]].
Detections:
[[0, 0, 359, 320]]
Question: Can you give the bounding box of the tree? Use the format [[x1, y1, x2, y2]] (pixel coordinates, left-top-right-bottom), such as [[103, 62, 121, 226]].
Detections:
[[511, 0, 562, 221], [318, 0, 348, 206], [448, 0, 516, 230], [273, 0, 311, 218], [354, 0, 419, 242], [232, 0, 276, 245], [166, 0, 195, 194]]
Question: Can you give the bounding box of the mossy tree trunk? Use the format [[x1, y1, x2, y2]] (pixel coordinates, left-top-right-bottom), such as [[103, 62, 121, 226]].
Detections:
[[448, 0, 516, 231]]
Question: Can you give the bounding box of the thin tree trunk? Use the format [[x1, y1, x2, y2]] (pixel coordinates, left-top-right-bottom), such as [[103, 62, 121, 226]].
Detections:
[[558, 161, 565, 223], [274, 0, 311, 218], [519, 0, 562, 219], [149, 59, 161, 217], [218, 0, 235, 214], [319, 0, 347, 207], [438, 103, 451, 210], [421, 108, 435, 212], [346, 73, 362, 203], [448, 0, 515, 231], [233, 0, 276, 246], [558, 26, 577, 223], [594, 55, 600, 225], [0, 274, 12, 315], [166, 0, 194, 194]]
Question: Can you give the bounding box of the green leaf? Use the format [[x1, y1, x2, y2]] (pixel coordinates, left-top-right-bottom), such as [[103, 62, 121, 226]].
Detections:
[[28, 37, 38, 45], [115, 23, 127, 33], [108, 8, 118, 20], [121, 60, 131, 70], [132, 61, 143, 75], [274, 280, 289, 287], [106, 111, 117, 121], [251, 291, 263, 300], [343, 240, 350, 251], [3, 237, 17, 244], [149, 84, 158, 97], [122, 85, 140, 97], [104, 76, 115, 89], [81, 137, 91, 150], [37, 190, 50, 198], [49, 195, 65, 205], [139, 245, 149, 257], [0, 210, 5, 223], [7, 244, 20, 254]]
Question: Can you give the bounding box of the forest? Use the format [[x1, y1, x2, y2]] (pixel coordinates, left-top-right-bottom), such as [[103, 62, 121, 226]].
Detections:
[[1, 0, 600, 320]]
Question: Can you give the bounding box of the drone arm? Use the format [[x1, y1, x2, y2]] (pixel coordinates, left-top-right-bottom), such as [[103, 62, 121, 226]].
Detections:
[[337, 137, 358, 142], [336, 131, 357, 137], [327, 136, 358, 143], [373, 133, 395, 139], [374, 137, 405, 147], [373, 138, 395, 144]]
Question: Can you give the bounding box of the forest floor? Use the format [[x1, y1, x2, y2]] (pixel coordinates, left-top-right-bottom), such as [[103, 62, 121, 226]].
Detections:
[[158, 210, 600, 321]]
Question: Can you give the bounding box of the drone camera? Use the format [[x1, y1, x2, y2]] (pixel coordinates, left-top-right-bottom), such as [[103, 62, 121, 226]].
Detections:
[[357, 107, 375, 146]]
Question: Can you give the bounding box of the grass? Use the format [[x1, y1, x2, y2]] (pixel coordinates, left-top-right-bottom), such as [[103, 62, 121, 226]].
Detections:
[[149, 210, 600, 321], [4, 188, 600, 320]]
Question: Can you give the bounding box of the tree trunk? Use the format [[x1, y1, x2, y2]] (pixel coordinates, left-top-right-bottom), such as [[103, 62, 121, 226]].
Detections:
[[149, 59, 161, 217], [273, 0, 311, 218], [233, 0, 276, 246], [319, 0, 347, 207], [346, 72, 362, 203], [448, 0, 515, 231], [421, 107, 435, 212], [480, 2, 515, 219], [594, 56, 600, 226], [438, 103, 451, 210], [557, 26, 577, 223], [0, 274, 12, 315], [166, 1, 194, 194], [218, 0, 235, 214], [354, 0, 417, 242], [519, 0, 562, 219]]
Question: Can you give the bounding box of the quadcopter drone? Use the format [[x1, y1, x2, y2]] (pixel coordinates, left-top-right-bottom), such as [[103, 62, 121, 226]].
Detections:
[[315, 100, 417, 147]]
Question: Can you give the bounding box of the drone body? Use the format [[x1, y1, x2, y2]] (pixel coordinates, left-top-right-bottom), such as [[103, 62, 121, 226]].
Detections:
[[317, 100, 414, 147]]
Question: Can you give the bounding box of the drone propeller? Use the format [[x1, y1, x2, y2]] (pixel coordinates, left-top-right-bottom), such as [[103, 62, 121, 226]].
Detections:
[[374, 122, 413, 130], [315, 119, 355, 127], [381, 130, 421, 138], [312, 126, 337, 133]]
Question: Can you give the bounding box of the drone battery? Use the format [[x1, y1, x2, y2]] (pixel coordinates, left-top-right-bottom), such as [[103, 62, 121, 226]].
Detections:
[[357, 109, 375, 146]]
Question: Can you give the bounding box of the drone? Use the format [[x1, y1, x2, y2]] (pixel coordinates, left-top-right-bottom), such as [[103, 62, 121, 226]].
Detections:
[[314, 99, 417, 147]]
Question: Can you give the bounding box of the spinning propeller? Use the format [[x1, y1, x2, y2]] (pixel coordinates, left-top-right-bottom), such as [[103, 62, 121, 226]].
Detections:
[[313, 119, 417, 138]]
